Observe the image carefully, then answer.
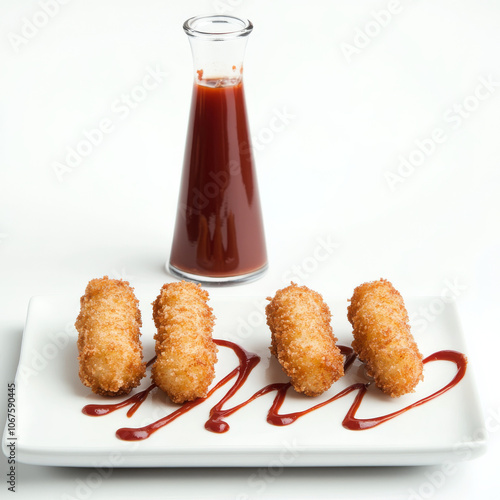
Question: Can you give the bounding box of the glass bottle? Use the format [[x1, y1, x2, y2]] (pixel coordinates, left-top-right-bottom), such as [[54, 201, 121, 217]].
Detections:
[[168, 15, 268, 284]]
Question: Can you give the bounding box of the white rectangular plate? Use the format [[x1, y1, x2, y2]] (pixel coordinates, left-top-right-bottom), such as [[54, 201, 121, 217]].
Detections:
[[2, 291, 486, 467]]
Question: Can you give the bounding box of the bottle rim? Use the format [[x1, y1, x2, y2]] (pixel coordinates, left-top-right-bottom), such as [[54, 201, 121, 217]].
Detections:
[[183, 15, 253, 40]]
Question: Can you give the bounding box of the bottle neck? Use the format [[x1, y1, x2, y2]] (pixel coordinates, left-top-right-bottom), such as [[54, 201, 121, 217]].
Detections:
[[188, 37, 248, 86], [184, 15, 252, 87]]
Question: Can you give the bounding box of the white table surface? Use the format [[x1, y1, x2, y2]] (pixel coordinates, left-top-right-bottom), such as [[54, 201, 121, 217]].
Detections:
[[1, 0, 499, 498]]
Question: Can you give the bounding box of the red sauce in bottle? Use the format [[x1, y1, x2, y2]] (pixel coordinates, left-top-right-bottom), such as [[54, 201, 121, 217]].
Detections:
[[169, 79, 267, 278]]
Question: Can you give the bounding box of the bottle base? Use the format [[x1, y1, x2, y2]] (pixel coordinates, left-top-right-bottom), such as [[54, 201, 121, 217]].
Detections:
[[167, 262, 268, 286]]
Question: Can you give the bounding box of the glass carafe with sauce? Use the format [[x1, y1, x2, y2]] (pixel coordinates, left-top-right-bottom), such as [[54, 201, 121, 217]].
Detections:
[[168, 15, 268, 284]]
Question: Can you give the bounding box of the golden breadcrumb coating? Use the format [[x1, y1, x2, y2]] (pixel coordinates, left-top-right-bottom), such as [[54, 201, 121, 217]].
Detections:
[[151, 281, 217, 404], [347, 278, 424, 398], [75, 276, 146, 397], [265, 283, 345, 397]]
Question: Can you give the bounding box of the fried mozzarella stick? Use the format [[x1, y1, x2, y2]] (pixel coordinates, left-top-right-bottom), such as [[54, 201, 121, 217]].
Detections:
[[347, 278, 423, 398], [76, 277, 146, 396], [266, 283, 344, 397], [152, 281, 217, 404]]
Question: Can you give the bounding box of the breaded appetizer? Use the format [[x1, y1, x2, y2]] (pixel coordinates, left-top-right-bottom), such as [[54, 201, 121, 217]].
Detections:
[[347, 278, 424, 398], [266, 283, 344, 397], [76, 277, 146, 396], [152, 281, 217, 404]]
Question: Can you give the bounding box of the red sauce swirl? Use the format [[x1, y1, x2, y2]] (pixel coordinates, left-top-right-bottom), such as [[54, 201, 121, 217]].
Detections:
[[81, 340, 467, 441]]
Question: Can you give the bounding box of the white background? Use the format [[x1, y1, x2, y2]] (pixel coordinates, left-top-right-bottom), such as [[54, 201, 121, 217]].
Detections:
[[1, 0, 499, 498]]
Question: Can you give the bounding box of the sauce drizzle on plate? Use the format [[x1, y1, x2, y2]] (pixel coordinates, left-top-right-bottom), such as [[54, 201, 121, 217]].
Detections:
[[81, 340, 467, 441]]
